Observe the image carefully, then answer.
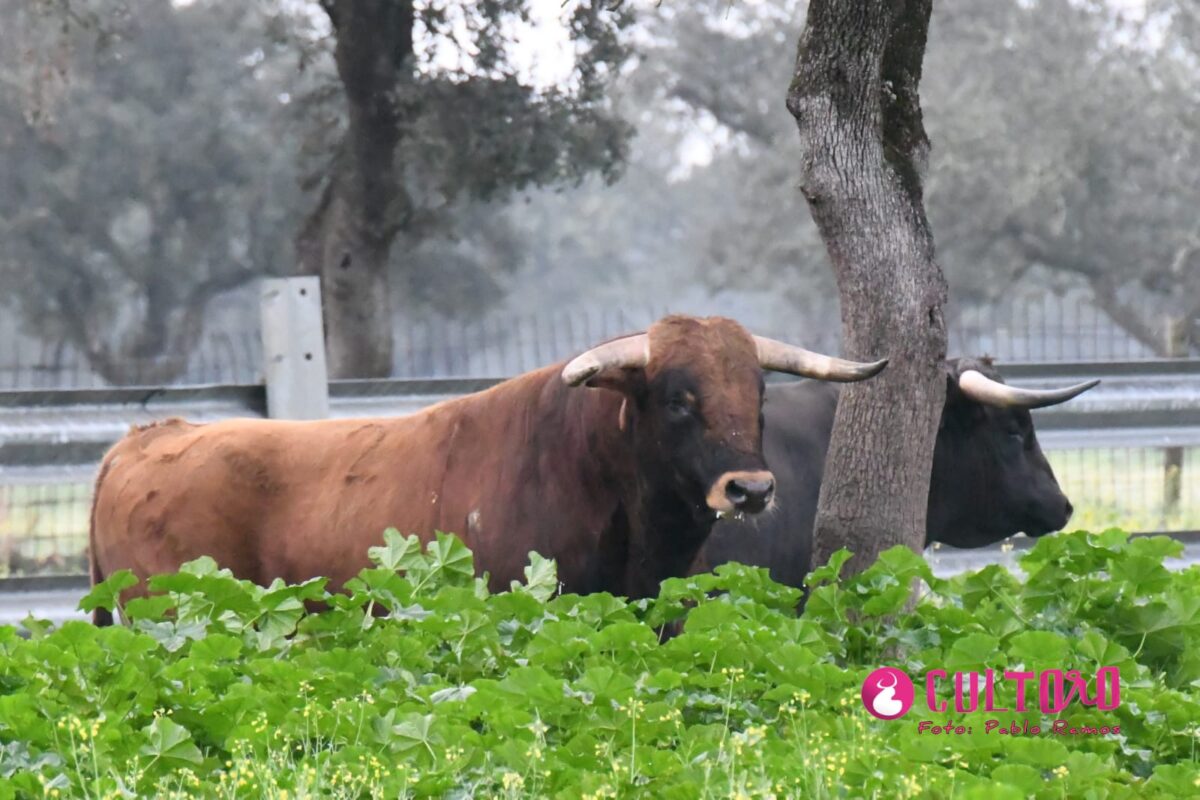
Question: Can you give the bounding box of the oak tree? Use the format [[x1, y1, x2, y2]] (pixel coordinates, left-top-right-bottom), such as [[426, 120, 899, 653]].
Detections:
[[788, 0, 948, 574]]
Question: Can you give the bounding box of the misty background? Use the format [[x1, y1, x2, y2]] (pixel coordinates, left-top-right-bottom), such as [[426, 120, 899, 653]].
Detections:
[[0, 0, 1196, 386], [0, 0, 1196, 577]]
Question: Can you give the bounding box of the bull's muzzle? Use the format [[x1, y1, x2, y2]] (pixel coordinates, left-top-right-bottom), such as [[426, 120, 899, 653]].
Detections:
[[708, 470, 775, 515]]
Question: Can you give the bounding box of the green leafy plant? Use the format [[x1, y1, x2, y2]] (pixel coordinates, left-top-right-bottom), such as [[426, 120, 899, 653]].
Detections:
[[1, 528, 1198, 798]]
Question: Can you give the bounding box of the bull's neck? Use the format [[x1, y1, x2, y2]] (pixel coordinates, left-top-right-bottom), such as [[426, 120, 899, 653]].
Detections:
[[623, 489, 714, 600], [552, 378, 714, 599]]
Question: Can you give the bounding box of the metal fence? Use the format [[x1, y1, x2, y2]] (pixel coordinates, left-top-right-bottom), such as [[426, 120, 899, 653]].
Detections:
[[0, 482, 91, 576], [946, 292, 1185, 362], [2, 291, 1195, 390], [0, 332, 263, 391]]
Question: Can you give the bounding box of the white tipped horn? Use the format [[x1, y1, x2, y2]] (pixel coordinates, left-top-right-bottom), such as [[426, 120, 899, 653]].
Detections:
[[958, 369, 1100, 409], [561, 333, 651, 387], [753, 336, 888, 382]]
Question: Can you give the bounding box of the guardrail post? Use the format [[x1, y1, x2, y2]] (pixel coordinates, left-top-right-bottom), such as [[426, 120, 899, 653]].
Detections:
[[260, 277, 329, 420], [1163, 319, 1187, 519]]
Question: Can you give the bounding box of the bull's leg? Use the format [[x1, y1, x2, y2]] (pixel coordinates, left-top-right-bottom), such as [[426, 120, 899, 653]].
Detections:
[[90, 555, 114, 627]]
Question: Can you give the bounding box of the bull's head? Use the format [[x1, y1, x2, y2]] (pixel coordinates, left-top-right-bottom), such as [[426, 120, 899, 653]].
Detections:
[[929, 358, 1098, 547], [563, 316, 886, 521]]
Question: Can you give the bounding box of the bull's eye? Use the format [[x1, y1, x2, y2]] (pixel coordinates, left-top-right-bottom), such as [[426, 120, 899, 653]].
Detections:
[[666, 393, 694, 418]]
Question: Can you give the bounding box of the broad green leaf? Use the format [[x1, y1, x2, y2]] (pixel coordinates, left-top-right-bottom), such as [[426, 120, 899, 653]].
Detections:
[[368, 528, 423, 572], [513, 551, 558, 601], [139, 717, 203, 765], [179, 556, 222, 576], [188, 633, 243, 662], [1007, 630, 1070, 666], [425, 531, 475, 584], [805, 548, 853, 586], [944, 633, 1000, 671], [1110, 554, 1172, 595], [124, 594, 176, 622], [137, 619, 208, 653], [78, 570, 138, 615], [429, 686, 476, 704]]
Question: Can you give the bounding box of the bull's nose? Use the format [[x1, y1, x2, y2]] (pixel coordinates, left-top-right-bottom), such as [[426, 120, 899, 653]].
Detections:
[[1063, 499, 1074, 522], [726, 475, 775, 514]]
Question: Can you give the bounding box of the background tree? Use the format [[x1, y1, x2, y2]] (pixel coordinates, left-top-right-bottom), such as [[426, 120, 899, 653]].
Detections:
[[0, 0, 305, 383], [924, 0, 1200, 353], [519, 0, 1195, 355], [5, 0, 1196, 386], [291, 0, 631, 376], [788, 0, 948, 575], [1, 0, 630, 382]]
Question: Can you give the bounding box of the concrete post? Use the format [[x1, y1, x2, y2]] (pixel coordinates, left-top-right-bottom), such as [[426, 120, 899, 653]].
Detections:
[[1163, 316, 1186, 519], [260, 277, 329, 419]]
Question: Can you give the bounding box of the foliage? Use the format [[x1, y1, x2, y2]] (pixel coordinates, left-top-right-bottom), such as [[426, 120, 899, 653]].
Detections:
[[291, 0, 634, 312], [1, 530, 1199, 797], [0, 0, 307, 383], [923, 0, 1200, 353], [0, 0, 633, 381], [492, 0, 1199, 348]]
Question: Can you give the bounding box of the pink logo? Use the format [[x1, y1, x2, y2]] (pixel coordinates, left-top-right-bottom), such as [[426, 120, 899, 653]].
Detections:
[[862, 667, 915, 719]]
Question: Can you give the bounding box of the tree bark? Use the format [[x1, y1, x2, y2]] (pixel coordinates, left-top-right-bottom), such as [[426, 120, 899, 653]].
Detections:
[[296, 0, 415, 378], [787, 0, 948, 576]]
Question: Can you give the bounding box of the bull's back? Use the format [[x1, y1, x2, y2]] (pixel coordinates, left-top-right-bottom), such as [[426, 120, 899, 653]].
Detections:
[[90, 416, 439, 595]]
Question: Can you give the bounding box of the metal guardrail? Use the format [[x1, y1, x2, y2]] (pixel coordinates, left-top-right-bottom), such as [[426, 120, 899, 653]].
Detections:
[[0, 359, 1195, 479], [0, 377, 502, 479], [1, 360, 1197, 479], [1001, 359, 1200, 449]]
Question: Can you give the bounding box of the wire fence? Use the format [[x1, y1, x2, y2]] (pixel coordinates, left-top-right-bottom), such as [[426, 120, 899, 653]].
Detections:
[[1047, 448, 1200, 533], [0, 447, 1195, 578], [1, 291, 1194, 389], [0, 332, 263, 390], [948, 293, 1177, 362], [0, 483, 91, 577], [0, 289, 1194, 577]]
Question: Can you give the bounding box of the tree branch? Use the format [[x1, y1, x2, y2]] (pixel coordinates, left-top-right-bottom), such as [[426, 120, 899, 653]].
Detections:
[[1089, 278, 1168, 356], [669, 83, 776, 145]]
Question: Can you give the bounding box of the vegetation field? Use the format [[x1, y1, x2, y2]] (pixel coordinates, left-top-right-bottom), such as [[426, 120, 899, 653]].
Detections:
[[1, 529, 1199, 798]]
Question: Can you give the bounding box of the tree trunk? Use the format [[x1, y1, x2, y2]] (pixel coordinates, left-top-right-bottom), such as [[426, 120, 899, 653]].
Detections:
[[296, 0, 414, 378], [787, 0, 948, 576]]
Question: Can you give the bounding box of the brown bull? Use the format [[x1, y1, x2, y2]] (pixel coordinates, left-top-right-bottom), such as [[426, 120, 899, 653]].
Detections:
[[89, 315, 885, 624]]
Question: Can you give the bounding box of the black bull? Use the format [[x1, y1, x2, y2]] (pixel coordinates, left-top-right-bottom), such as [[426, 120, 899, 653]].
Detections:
[[697, 358, 1099, 588]]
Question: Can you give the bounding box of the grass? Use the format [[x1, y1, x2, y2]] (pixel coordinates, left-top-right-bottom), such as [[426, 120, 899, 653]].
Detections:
[[1046, 448, 1200, 532]]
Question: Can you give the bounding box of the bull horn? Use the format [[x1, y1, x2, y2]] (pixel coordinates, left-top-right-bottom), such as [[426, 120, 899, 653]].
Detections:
[[562, 333, 651, 386], [958, 369, 1100, 409], [753, 336, 888, 382]]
